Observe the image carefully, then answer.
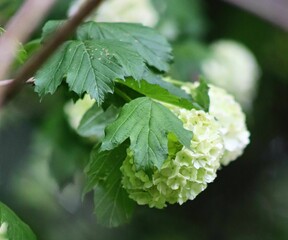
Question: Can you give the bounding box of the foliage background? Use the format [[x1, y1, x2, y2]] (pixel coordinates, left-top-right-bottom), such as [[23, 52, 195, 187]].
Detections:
[[1, 0, 288, 239]]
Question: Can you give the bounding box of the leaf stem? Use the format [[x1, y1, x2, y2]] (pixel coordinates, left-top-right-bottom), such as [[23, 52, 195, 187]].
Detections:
[[164, 78, 186, 86], [114, 88, 132, 102]]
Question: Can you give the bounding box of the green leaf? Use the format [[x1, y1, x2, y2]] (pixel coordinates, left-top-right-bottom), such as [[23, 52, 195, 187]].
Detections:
[[41, 20, 66, 43], [24, 39, 41, 59], [190, 78, 210, 112], [101, 97, 193, 172], [152, 0, 207, 39], [39, 101, 90, 188], [16, 44, 28, 64], [35, 40, 146, 104], [77, 22, 172, 71], [0, 202, 36, 240], [84, 144, 135, 227], [77, 104, 119, 138], [34, 43, 68, 97], [0, 0, 22, 24], [169, 40, 210, 82], [117, 73, 204, 110]]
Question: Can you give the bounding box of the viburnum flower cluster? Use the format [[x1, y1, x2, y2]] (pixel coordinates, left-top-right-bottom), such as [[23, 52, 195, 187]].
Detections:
[[121, 108, 224, 208], [65, 81, 250, 209], [182, 83, 250, 165], [120, 82, 250, 208], [208, 85, 250, 165], [201, 40, 260, 111]]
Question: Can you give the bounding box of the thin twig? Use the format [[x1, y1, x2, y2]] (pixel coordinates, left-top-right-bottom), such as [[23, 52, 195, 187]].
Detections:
[[0, 80, 13, 87], [0, 0, 57, 80], [0, 0, 104, 107], [0, 78, 34, 87]]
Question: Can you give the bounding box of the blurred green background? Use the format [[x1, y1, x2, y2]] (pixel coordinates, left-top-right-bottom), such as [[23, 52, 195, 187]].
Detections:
[[1, 0, 288, 239]]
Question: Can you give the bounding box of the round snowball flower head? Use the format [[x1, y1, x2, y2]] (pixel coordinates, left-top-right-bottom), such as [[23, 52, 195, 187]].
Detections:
[[121, 107, 224, 208], [182, 82, 250, 166], [201, 40, 260, 111], [209, 85, 250, 165], [68, 0, 158, 27], [64, 94, 95, 130]]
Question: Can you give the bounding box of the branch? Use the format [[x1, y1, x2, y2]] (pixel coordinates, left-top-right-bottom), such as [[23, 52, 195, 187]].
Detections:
[[0, 80, 13, 87], [0, 78, 34, 87], [222, 0, 288, 31], [0, 0, 104, 107], [0, 0, 57, 80]]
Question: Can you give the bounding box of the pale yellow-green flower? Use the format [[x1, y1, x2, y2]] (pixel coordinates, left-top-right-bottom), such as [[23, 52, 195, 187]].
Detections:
[[208, 85, 250, 165], [182, 82, 250, 165], [201, 40, 260, 110], [121, 108, 224, 208]]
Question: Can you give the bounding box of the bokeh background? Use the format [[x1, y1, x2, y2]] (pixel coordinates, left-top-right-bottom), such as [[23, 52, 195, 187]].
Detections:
[[1, 0, 288, 239]]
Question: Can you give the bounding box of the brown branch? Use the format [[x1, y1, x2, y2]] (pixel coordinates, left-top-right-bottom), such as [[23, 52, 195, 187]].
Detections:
[[0, 78, 34, 87], [0, 0, 104, 107], [222, 0, 288, 31], [0, 0, 57, 80], [0, 80, 13, 87]]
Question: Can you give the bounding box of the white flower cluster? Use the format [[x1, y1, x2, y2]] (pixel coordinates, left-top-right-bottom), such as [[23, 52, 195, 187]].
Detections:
[[0, 222, 8, 240], [209, 85, 250, 165], [182, 83, 250, 165], [201, 40, 260, 110], [121, 82, 250, 208], [68, 0, 158, 27], [121, 108, 224, 208]]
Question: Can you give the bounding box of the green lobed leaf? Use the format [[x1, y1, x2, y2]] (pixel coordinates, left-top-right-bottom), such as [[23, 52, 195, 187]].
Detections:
[[41, 20, 66, 43], [169, 40, 210, 82], [35, 40, 146, 104], [152, 0, 207, 39], [23, 39, 41, 59], [84, 143, 135, 227], [34, 43, 68, 96], [0, 202, 36, 240], [101, 97, 193, 172], [38, 101, 90, 188], [16, 44, 28, 64], [117, 73, 204, 110], [77, 104, 119, 138], [102, 92, 127, 110], [0, 0, 22, 24], [35, 21, 173, 103], [190, 77, 210, 112], [77, 22, 172, 72], [143, 72, 192, 101]]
